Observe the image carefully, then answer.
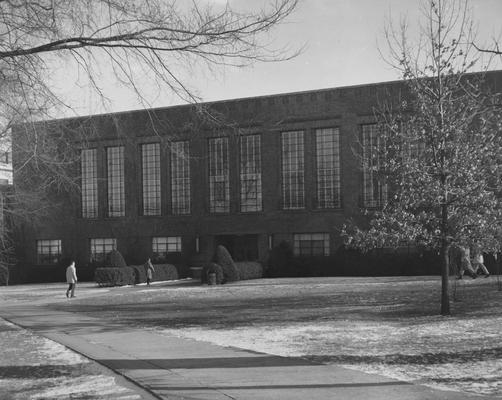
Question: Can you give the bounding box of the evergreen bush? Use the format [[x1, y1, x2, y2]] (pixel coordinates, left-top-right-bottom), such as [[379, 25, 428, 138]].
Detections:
[[131, 265, 147, 284], [201, 262, 224, 284], [215, 245, 240, 282], [151, 264, 179, 282], [105, 250, 127, 268], [94, 267, 134, 287], [234, 261, 263, 280], [0, 265, 9, 285]]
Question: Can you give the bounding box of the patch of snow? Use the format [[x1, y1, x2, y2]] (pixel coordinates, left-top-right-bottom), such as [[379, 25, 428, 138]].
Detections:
[[30, 375, 141, 400], [0, 318, 142, 399], [158, 317, 502, 397]]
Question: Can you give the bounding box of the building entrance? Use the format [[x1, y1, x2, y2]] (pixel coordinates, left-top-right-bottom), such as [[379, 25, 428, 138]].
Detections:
[[215, 234, 259, 261]]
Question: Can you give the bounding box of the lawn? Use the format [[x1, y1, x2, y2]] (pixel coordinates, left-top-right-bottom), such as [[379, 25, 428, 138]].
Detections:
[[45, 275, 502, 397], [0, 317, 144, 400]]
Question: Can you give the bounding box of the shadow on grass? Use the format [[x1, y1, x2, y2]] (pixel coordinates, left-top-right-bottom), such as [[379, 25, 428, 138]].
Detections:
[[101, 355, 315, 370], [0, 364, 88, 379], [150, 382, 410, 391], [52, 290, 446, 329], [46, 278, 502, 331], [307, 347, 502, 365]]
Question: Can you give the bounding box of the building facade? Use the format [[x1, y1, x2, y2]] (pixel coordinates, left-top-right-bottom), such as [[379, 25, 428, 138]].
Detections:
[[12, 71, 502, 279]]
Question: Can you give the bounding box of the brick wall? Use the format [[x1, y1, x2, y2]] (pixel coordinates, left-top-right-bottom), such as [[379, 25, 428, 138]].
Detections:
[[11, 71, 502, 276]]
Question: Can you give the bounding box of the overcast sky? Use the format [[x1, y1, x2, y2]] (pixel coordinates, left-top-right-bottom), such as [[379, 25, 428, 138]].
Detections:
[[55, 0, 502, 115]]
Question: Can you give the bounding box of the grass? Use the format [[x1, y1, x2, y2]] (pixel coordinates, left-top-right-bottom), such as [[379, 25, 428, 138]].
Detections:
[[3, 275, 502, 396], [0, 318, 142, 400]]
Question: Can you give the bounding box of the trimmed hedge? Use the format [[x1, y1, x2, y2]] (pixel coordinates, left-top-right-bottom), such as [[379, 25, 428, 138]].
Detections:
[[235, 262, 263, 280], [105, 250, 127, 268], [266, 244, 442, 277], [0, 265, 8, 286], [201, 263, 224, 284], [95, 267, 135, 287], [151, 263, 179, 282], [216, 245, 240, 282], [129, 263, 179, 284], [131, 265, 147, 284]]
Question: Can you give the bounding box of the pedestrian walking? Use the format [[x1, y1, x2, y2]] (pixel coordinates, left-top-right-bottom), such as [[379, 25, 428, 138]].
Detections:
[[450, 244, 477, 279], [65, 260, 77, 298], [146, 258, 155, 286], [472, 249, 490, 277]]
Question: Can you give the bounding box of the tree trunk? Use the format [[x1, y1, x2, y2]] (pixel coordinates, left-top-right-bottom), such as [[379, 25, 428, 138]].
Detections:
[[440, 241, 450, 315], [440, 202, 450, 315]]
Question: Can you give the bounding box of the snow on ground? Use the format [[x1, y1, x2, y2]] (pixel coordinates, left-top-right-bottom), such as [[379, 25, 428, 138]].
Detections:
[[158, 316, 502, 397], [4, 277, 502, 397], [0, 318, 142, 400]]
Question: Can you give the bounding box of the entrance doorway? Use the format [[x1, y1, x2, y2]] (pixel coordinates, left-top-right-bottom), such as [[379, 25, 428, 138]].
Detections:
[[215, 234, 259, 261]]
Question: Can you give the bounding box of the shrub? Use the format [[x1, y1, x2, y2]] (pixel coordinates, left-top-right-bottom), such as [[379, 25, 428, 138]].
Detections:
[[151, 264, 179, 282], [105, 250, 127, 268], [215, 245, 240, 282], [94, 267, 134, 287], [131, 265, 147, 284], [235, 261, 264, 280], [0, 265, 8, 286], [201, 263, 224, 284]]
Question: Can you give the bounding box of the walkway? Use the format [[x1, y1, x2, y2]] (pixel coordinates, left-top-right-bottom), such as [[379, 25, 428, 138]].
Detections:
[[0, 300, 494, 400]]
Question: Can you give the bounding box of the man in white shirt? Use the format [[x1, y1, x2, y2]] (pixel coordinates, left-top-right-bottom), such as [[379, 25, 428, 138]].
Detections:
[[65, 260, 77, 298], [472, 250, 490, 277]]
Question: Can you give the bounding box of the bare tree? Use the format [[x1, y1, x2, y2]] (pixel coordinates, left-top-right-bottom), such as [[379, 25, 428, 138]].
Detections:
[[0, 0, 299, 265], [342, 0, 502, 315]]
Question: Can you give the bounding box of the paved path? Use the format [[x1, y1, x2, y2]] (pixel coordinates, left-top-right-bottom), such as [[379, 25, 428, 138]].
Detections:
[[0, 302, 495, 400]]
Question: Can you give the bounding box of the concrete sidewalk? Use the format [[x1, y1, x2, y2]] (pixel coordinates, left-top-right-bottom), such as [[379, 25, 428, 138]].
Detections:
[[0, 304, 494, 400]]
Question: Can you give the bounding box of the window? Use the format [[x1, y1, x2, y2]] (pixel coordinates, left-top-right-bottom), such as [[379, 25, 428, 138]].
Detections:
[[90, 238, 116, 264], [281, 131, 304, 209], [293, 233, 330, 256], [240, 135, 262, 212], [208, 137, 229, 213], [141, 143, 161, 216], [316, 128, 341, 208], [0, 151, 11, 164], [152, 236, 182, 262], [81, 149, 98, 218], [401, 122, 425, 162], [362, 124, 387, 208], [37, 239, 62, 264], [107, 146, 125, 217], [171, 141, 191, 215]]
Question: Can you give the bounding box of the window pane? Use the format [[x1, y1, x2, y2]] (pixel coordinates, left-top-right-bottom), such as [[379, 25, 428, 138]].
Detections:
[[316, 128, 341, 208], [171, 141, 191, 215], [362, 124, 387, 208], [81, 149, 98, 218], [141, 143, 161, 216], [90, 238, 116, 263], [208, 137, 229, 213], [293, 233, 329, 256], [240, 135, 262, 212], [36, 239, 62, 264], [107, 146, 125, 217], [281, 131, 304, 209], [152, 236, 182, 262]]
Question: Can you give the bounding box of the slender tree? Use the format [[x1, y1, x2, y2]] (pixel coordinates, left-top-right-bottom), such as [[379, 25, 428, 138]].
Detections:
[[342, 0, 502, 315]]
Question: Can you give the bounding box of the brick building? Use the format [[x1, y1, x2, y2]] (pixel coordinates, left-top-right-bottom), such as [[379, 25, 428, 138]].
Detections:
[[12, 71, 502, 280]]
